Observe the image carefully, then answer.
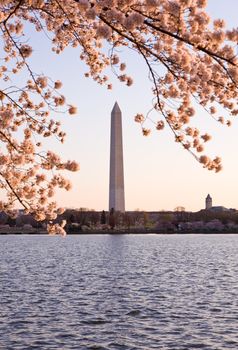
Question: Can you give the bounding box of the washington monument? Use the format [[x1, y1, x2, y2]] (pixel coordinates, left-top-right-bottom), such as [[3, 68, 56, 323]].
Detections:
[[109, 102, 125, 212]]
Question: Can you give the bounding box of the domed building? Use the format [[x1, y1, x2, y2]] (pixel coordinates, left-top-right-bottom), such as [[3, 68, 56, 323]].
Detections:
[[205, 194, 233, 212]]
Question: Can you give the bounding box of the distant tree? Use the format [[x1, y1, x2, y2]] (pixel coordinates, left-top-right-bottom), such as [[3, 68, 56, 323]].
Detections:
[[16, 214, 40, 228], [174, 206, 186, 212], [0, 211, 9, 225], [89, 210, 100, 225], [174, 206, 188, 222], [109, 208, 115, 230], [206, 219, 224, 232], [1, 0, 238, 232], [100, 210, 106, 225], [158, 212, 174, 223], [69, 214, 76, 223], [78, 208, 89, 226], [6, 215, 16, 227], [143, 211, 149, 228], [131, 210, 144, 227], [122, 213, 132, 230]]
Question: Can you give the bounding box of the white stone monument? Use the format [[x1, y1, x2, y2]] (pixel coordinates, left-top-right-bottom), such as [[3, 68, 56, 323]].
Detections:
[[109, 102, 125, 212]]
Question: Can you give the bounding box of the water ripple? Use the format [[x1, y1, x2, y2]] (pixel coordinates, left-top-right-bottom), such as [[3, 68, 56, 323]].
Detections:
[[0, 234, 238, 349]]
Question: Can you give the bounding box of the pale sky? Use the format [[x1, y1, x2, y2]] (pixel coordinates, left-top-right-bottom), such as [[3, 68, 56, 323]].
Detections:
[[20, 1, 238, 212]]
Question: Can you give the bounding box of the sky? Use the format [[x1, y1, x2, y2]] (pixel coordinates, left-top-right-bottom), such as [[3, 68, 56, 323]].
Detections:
[[18, 0, 238, 212]]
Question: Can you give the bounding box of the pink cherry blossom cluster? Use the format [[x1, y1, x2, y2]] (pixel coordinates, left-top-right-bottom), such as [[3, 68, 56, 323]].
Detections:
[[0, 0, 82, 233], [1, 0, 238, 233], [47, 219, 67, 236]]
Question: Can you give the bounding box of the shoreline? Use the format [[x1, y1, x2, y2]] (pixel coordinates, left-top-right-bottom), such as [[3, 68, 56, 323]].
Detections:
[[1, 228, 238, 235]]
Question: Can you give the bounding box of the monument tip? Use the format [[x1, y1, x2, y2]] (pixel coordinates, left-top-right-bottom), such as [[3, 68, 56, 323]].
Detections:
[[112, 101, 121, 114]]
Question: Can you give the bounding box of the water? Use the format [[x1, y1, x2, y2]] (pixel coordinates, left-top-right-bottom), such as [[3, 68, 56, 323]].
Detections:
[[0, 234, 238, 350]]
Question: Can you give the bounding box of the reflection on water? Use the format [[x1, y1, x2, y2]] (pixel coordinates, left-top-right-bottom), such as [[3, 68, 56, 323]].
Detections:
[[0, 234, 238, 349]]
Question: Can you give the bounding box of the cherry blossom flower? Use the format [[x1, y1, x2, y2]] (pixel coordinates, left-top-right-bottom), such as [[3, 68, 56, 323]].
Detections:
[[0, 0, 237, 234], [68, 106, 77, 115]]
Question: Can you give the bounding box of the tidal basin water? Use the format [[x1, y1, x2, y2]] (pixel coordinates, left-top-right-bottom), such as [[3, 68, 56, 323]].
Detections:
[[0, 234, 238, 350]]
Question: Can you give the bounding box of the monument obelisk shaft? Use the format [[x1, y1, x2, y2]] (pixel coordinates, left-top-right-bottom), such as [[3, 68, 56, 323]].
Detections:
[[109, 102, 125, 212]]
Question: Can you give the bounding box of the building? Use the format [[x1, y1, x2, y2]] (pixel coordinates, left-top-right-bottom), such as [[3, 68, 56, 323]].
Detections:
[[205, 194, 234, 212], [205, 194, 212, 210], [109, 102, 125, 212]]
